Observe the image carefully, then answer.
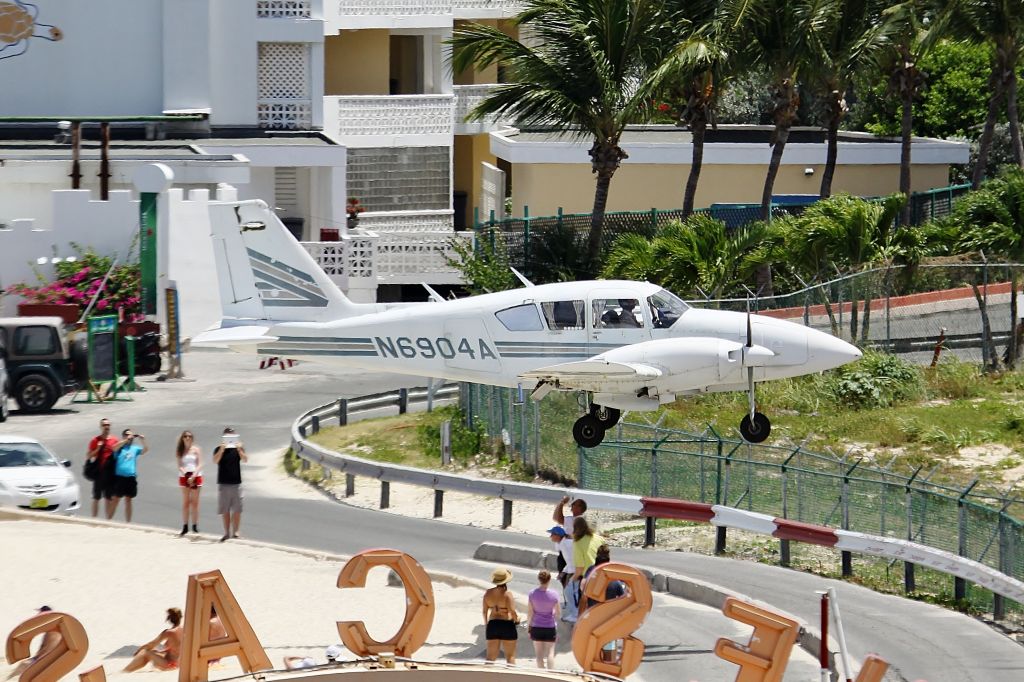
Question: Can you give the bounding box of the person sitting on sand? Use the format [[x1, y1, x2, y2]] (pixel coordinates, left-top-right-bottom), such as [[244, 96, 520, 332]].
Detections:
[[124, 608, 183, 672]]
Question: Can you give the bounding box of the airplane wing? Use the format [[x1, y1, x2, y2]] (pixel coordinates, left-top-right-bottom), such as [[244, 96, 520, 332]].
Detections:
[[191, 325, 277, 348], [521, 359, 663, 385]]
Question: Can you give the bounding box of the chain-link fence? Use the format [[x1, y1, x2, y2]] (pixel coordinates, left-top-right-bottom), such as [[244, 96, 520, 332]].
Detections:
[[464, 384, 1023, 613], [702, 263, 1023, 365]]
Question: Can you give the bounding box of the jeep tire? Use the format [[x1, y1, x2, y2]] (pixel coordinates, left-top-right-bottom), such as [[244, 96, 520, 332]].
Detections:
[[0, 385, 8, 422], [15, 374, 57, 413]]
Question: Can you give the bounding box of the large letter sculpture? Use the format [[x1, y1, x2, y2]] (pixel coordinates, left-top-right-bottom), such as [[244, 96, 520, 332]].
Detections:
[[5, 612, 89, 682], [571, 563, 652, 678], [714, 597, 800, 682], [179, 569, 272, 682], [336, 549, 435, 657]]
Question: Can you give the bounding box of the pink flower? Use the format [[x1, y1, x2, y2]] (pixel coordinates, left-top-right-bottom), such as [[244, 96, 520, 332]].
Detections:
[[97, 299, 109, 310]]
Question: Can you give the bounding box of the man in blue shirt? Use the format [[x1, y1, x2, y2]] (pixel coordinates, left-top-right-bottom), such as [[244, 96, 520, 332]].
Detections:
[[108, 428, 148, 523]]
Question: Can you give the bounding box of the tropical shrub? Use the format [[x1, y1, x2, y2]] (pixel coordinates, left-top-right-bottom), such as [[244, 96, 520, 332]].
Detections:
[[5, 246, 142, 321], [827, 350, 923, 409], [417, 406, 483, 463]]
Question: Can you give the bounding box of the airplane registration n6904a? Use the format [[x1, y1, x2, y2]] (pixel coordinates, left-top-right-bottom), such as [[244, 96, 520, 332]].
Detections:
[[196, 201, 862, 447]]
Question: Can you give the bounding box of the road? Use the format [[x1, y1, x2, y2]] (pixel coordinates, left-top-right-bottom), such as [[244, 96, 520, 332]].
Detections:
[[3, 350, 1021, 682]]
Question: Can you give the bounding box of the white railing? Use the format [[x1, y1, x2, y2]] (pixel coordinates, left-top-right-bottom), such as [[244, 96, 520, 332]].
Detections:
[[357, 210, 454, 232], [258, 98, 313, 129], [335, 0, 452, 15], [453, 0, 524, 16], [453, 84, 512, 134], [375, 230, 469, 284], [326, 95, 454, 140], [257, 0, 312, 18], [302, 227, 467, 287]]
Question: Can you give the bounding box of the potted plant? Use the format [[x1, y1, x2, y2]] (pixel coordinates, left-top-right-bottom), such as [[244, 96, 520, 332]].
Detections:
[[347, 197, 366, 229]]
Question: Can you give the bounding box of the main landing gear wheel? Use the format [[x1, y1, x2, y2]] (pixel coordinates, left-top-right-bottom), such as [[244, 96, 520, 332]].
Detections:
[[573, 414, 606, 448], [739, 412, 771, 443], [590, 404, 621, 429]]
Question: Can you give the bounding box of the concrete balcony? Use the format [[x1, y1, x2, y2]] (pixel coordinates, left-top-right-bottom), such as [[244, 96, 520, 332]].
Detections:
[[453, 84, 513, 134], [453, 0, 523, 19], [358, 209, 455, 232], [257, 1, 312, 18], [324, 0, 453, 29], [258, 98, 314, 130], [323, 95, 455, 147]]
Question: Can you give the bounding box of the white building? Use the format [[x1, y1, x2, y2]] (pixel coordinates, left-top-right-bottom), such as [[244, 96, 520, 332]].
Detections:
[[0, 0, 518, 305]]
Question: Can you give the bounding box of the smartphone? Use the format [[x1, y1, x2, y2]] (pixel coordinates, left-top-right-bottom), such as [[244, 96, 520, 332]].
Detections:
[[222, 434, 240, 446]]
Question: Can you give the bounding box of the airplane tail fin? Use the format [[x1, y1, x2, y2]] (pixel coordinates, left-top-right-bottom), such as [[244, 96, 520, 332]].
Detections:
[[209, 200, 359, 322]]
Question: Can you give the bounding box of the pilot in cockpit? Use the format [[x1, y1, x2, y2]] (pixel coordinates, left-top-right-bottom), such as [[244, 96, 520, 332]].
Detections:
[[617, 299, 641, 327]]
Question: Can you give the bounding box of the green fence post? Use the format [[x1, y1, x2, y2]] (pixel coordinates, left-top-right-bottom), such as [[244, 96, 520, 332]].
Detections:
[[904, 466, 922, 593], [841, 458, 861, 577], [780, 446, 801, 568], [994, 502, 1011, 621], [650, 207, 657, 231], [523, 205, 531, 275], [955, 479, 980, 602], [488, 210, 496, 251]]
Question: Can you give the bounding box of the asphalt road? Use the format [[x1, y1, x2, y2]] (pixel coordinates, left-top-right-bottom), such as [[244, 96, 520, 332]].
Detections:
[[2, 350, 1021, 681]]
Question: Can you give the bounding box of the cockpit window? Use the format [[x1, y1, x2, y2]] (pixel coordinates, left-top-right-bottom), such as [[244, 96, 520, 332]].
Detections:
[[648, 289, 689, 328], [593, 298, 645, 329], [495, 304, 544, 331], [541, 300, 584, 330]]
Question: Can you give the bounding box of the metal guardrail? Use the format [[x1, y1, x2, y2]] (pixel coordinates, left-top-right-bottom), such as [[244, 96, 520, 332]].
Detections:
[[289, 389, 1024, 604]]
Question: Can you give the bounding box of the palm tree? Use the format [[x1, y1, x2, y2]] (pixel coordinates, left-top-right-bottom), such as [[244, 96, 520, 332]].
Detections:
[[810, 0, 894, 197], [880, 1, 940, 225], [783, 193, 907, 342], [602, 214, 766, 299], [450, 0, 679, 275], [654, 0, 734, 216], [939, 0, 1024, 187], [954, 167, 1024, 368]]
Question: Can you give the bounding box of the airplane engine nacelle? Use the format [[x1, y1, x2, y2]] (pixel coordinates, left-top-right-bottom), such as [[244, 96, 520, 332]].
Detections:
[[601, 337, 742, 390]]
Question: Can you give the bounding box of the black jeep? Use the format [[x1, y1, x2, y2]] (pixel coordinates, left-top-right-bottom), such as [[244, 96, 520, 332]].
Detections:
[[0, 317, 82, 413]]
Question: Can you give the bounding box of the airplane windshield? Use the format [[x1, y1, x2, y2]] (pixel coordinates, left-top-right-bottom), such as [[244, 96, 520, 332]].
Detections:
[[648, 289, 689, 329]]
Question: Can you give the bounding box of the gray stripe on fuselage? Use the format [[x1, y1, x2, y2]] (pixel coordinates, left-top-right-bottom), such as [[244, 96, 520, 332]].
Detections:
[[247, 248, 315, 283]]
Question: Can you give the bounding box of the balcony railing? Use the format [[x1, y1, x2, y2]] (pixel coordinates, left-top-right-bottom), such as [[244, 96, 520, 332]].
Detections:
[[358, 210, 454, 232], [453, 0, 524, 17], [325, 95, 455, 144], [335, 0, 452, 16], [257, 1, 312, 18], [258, 99, 313, 130], [301, 227, 467, 287], [453, 84, 512, 134]]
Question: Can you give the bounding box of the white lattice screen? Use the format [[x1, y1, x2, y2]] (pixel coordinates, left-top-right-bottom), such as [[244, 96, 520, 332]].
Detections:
[[258, 42, 312, 129], [480, 162, 506, 223]]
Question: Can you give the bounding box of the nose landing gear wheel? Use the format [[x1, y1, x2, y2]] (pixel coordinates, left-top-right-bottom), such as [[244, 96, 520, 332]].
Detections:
[[739, 412, 771, 443], [589, 404, 621, 429], [573, 414, 606, 448]]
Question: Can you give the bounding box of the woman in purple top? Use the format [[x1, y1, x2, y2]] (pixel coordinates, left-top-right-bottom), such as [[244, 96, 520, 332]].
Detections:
[[527, 570, 561, 668]]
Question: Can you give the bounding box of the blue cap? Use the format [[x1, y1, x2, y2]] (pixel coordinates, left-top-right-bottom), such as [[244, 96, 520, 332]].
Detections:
[[547, 526, 567, 537]]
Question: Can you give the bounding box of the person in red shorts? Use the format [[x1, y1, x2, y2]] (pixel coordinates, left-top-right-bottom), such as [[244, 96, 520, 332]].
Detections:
[[175, 430, 203, 535], [85, 418, 118, 518]]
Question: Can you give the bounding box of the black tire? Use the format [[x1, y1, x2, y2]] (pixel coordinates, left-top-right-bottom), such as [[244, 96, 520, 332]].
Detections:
[[139, 352, 161, 375], [15, 374, 57, 413], [739, 412, 771, 443], [69, 336, 89, 383], [572, 415, 606, 448], [590, 404, 621, 428], [0, 386, 8, 422]]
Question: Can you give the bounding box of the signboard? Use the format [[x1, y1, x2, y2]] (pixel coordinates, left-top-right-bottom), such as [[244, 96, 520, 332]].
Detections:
[[87, 315, 118, 383], [165, 287, 180, 357], [139, 192, 158, 315]]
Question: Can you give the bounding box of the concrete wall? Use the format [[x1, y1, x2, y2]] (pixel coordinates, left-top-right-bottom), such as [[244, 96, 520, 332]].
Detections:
[[454, 134, 497, 227], [324, 31, 390, 95], [508, 162, 954, 216]]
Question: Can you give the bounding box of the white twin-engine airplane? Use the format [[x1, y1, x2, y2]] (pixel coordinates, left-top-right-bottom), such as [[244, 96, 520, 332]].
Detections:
[[196, 202, 862, 447]]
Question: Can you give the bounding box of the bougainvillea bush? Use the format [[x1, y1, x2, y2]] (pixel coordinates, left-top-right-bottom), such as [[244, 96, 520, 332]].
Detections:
[[5, 247, 143, 321]]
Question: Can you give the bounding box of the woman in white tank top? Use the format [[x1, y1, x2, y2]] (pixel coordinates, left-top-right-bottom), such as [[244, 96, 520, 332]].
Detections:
[[175, 431, 203, 536]]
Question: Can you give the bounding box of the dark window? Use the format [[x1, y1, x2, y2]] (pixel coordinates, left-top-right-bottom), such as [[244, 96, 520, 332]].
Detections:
[[541, 300, 583, 330], [495, 304, 544, 331], [14, 326, 57, 355]]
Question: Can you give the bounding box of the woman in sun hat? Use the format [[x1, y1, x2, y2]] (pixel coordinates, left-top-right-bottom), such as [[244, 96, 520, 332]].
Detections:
[[482, 566, 519, 663]]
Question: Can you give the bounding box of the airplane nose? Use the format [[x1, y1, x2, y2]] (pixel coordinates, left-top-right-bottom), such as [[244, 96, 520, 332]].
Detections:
[[808, 330, 862, 371]]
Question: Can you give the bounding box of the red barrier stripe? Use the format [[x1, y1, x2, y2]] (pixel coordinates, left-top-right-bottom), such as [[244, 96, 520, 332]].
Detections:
[[772, 518, 838, 546], [641, 498, 715, 523]]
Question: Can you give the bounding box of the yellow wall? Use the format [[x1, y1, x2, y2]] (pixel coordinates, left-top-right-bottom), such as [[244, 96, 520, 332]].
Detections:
[[508, 162, 952, 216], [452, 20, 514, 85], [454, 134, 498, 227], [324, 31, 390, 95]]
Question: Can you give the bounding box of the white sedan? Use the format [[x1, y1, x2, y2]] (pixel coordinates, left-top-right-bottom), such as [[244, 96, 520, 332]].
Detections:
[[0, 435, 80, 514]]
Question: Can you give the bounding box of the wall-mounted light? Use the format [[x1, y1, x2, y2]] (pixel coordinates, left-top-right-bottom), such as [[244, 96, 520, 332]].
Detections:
[[804, 167, 815, 176]]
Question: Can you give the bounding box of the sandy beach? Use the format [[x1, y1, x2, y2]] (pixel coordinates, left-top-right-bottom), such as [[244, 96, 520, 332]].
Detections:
[[0, 514, 584, 681]]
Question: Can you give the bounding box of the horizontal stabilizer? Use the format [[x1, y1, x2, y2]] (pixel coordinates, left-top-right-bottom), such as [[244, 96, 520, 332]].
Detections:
[[191, 326, 277, 348], [521, 359, 663, 384]]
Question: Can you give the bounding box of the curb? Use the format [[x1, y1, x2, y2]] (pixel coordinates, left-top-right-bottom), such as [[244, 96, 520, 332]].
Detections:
[[474, 541, 842, 681]]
